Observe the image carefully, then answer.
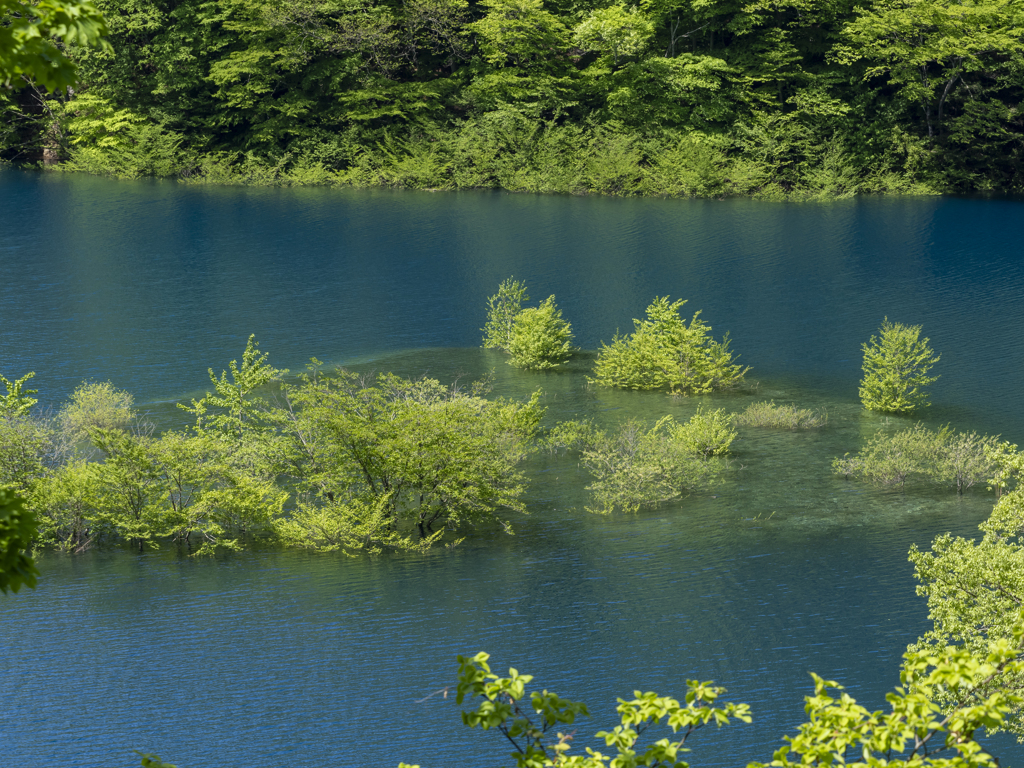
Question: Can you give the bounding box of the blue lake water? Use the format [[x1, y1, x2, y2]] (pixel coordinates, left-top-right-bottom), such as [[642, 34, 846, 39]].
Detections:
[[2, 168, 1024, 767]]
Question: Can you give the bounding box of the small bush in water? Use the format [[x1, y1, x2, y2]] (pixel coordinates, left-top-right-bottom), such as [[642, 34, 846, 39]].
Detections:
[[735, 401, 827, 429]]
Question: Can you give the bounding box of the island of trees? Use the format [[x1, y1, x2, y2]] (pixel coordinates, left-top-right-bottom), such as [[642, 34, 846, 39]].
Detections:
[[2, 0, 1023, 196], [5, 286, 1024, 767]]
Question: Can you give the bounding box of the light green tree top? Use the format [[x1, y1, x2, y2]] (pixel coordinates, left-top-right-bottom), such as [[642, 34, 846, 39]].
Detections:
[[592, 296, 747, 395], [0, 371, 37, 419], [507, 295, 576, 370], [483, 277, 530, 353], [181, 334, 284, 439], [573, 4, 654, 68], [468, 0, 569, 69], [859, 318, 940, 414]]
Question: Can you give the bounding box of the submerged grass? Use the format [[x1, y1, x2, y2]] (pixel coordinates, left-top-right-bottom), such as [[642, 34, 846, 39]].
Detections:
[[735, 400, 828, 430]]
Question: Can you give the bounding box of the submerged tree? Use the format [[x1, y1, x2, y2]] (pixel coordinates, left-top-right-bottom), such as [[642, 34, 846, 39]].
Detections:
[[279, 365, 545, 546], [549, 412, 727, 514], [483, 277, 530, 353], [592, 297, 747, 395], [833, 423, 998, 493], [484, 279, 576, 370], [507, 296, 576, 370], [859, 318, 940, 414]]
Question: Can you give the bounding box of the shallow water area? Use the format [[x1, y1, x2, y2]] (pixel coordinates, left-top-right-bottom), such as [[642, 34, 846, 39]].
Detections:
[[2, 168, 1024, 767]]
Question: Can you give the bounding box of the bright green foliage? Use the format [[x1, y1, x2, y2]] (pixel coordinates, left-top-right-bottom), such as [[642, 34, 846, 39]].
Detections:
[[671, 406, 736, 458], [5, 344, 544, 556], [87, 428, 165, 551], [58, 379, 135, 444], [573, 4, 654, 68], [734, 401, 827, 430], [468, 0, 569, 69], [0, 487, 39, 594], [279, 366, 544, 543], [0, 406, 51, 493], [183, 334, 283, 440], [150, 430, 247, 555], [437, 630, 1024, 768], [752, 630, 1024, 767], [484, 281, 575, 370], [276, 494, 439, 554], [58, 93, 185, 179], [984, 440, 1024, 498], [31, 458, 101, 552], [507, 296, 575, 370], [910, 491, 1024, 738], [553, 415, 723, 514], [483, 277, 530, 353], [454, 650, 750, 768], [0, 371, 37, 418], [592, 297, 748, 395], [859, 319, 940, 414], [0, 0, 110, 90], [834, 423, 999, 493]]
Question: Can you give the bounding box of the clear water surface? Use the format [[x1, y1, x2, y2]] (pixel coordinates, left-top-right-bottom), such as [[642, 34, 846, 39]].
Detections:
[[2, 168, 1024, 767]]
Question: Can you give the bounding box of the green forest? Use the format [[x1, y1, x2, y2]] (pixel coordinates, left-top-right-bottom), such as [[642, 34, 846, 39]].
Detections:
[[2, 0, 1023, 197]]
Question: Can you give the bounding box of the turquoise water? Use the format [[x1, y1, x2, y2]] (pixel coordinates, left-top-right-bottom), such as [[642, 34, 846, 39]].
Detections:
[[1, 168, 1023, 766]]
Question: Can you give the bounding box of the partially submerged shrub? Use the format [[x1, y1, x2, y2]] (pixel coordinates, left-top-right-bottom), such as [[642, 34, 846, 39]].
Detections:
[[507, 296, 575, 370], [482, 277, 528, 352], [671, 405, 736, 458], [859, 318, 940, 414], [58, 380, 136, 441], [591, 297, 748, 395], [553, 415, 724, 514], [833, 423, 938, 487], [483, 279, 575, 369], [937, 428, 1003, 494], [985, 440, 1024, 498], [735, 401, 827, 430], [833, 423, 999, 493]]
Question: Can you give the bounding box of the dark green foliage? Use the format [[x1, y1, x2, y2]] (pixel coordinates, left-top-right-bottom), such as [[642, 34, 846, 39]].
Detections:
[[0, 487, 39, 594], [2, 0, 1020, 194]]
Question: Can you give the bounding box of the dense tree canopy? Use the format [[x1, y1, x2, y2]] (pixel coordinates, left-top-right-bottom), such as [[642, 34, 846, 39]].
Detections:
[[1, 0, 1021, 193]]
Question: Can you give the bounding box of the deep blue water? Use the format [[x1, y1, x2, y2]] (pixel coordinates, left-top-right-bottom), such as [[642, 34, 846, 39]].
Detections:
[[2, 168, 1024, 767]]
